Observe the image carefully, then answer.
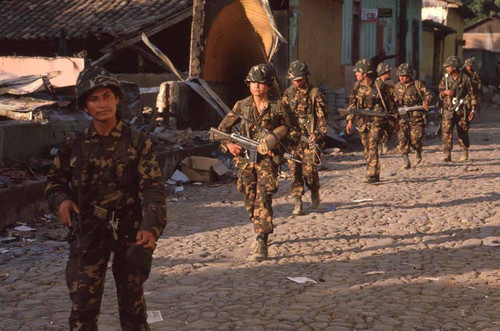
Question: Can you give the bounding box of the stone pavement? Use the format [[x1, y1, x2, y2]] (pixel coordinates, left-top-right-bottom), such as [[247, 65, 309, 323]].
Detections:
[[0, 106, 499, 330]]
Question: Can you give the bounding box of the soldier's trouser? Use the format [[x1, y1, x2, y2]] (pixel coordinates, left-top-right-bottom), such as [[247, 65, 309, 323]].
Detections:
[[237, 158, 278, 234], [441, 111, 470, 151], [66, 229, 150, 331], [288, 143, 320, 198], [359, 123, 383, 177], [397, 120, 425, 154]]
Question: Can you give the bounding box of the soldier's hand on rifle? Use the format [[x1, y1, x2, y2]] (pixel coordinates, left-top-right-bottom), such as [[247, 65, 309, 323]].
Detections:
[[346, 120, 353, 135], [227, 142, 242, 156], [136, 230, 156, 251], [58, 199, 79, 227], [309, 134, 317, 143], [443, 90, 455, 97], [423, 101, 429, 111], [468, 109, 475, 122]]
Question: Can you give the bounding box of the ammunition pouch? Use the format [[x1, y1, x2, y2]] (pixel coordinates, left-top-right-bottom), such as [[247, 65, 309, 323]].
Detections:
[[86, 203, 142, 242]]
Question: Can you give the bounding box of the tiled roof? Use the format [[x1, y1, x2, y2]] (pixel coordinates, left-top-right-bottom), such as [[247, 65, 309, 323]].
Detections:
[[0, 0, 192, 41]]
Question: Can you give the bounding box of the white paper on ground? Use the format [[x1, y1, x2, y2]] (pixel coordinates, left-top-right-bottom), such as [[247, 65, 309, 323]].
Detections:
[[287, 277, 317, 284], [352, 198, 374, 203], [13, 225, 35, 231], [170, 170, 190, 183], [147, 310, 164, 324]]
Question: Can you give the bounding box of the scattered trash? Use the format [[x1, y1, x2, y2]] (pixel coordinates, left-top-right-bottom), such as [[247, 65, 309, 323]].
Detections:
[[0, 237, 17, 243], [181, 156, 229, 183], [423, 277, 440, 281], [169, 198, 179, 202], [192, 182, 203, 186], [0, 249, 10, 254], [174, 186, 184, 194], [13, 225, 35, 232], [50, 148, 59, 156], [352, 198, 374, 203], [365, 271, 385, 275], [325, 205, 336, 212], [170, 170, 190, 183], [287, 277, 317, 284], [147, 311, 164, 324], [165, 179, 177, 185], [23, 238, 36, 243], [484, 182, 493, 186]]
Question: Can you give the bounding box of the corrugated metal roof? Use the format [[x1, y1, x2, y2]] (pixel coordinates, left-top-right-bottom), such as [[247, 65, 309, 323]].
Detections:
[[0, 0, 192, 41]]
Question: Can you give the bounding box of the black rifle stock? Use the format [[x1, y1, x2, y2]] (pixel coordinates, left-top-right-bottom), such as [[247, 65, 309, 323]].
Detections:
[[210, 128, 302, 164]]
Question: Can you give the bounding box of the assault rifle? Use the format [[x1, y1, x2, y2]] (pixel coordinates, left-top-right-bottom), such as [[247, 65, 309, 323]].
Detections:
[[210, 128, 303, 164], [65, 211, 81, 248], [398, 104, 428, 121], [338, 108, 395, 118]]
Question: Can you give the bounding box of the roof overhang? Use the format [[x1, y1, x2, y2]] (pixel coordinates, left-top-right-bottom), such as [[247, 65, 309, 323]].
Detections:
[[422, 19, 457, 36]]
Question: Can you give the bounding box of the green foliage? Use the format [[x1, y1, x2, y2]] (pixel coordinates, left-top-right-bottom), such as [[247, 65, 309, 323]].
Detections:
[[463, 0, 500, 25]]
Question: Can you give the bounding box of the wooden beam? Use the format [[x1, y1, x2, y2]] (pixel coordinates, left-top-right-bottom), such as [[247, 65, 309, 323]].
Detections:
[[128, 44, 171, 72], [100, 8, 193, 55]]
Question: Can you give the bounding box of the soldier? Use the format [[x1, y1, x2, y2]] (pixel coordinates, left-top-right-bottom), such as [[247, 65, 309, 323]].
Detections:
[[45, 66, 167, 330], [393, 63, 433, 168], [346, 59, 398, 183], [463, 58, 482, 110], [282, 60, 327, 215], [439, 55, 477, 162], [217, 64, 290, 262], [376, 62, 394, 154]]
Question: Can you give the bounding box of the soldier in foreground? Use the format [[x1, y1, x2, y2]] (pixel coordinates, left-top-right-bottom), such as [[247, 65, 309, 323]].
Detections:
[[217, 64, 290, 261], [282, 60, 327, 215], [45, 67, 167, 330], [376, 62, 394, 154], [439, 56, 477, 162], [393, 63, 433, 168], [346, 59, 398, 183]]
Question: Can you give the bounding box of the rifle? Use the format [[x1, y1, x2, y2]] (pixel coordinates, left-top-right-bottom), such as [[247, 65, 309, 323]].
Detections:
[[210, 128, 303, 164], [338, 108, 395, 118], [66, 211, 82, 248], [300, 136, 321, 166]]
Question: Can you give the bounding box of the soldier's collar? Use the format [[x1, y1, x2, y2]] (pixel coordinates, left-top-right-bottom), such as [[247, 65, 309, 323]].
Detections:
[[86, 119, 123, 138]]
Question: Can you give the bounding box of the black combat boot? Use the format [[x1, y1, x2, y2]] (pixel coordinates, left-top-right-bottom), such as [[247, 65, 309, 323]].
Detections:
[[415, 149, 422, 165], [248, 234, 268, 262], [311, 189, 320, 209], [292, 196, 303, 215], [442, 149, 451, 162], [401, 153, 411, 169]]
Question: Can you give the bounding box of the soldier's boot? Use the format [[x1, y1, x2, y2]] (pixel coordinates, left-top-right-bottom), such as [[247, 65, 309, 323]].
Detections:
[[292, 196, 303, 215], [363, 175, 379, 184], [401, 153, 411, 169], [380, 142, 389, 155], [442, 149, 452, 162], [415, 149, 423, 166], [248, 234, 268, 262], [460, 149, 469, 162], [311, 189, 320, 209]]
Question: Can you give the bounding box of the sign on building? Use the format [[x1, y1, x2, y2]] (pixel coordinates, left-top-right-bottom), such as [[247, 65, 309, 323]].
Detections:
[[361, 8, 378, 22]]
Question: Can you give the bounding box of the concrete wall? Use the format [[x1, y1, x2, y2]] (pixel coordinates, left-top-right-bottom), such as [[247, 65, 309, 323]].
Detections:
[[298, 0, 343, 88], [421, 30, 435, 86], [444, 9, 465, 59]]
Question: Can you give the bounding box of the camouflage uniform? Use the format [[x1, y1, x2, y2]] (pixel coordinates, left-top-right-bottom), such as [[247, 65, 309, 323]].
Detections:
[[45, 67, 167, 331], [464, 58, 482, 107], [282, 60, 327, 207], [218, 65, 290, 235], [376, 62, 394, 154], [393, 63, 433, 167], [439, 56, 476, 159], [347, 59, 398, 182]]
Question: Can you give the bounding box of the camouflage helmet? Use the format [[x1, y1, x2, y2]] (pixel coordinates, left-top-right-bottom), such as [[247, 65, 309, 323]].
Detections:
[[464, 57, 475, 67], [396, 63, 413, 77], [354, 59, 373, 74], [443, 55, 461, 68], [287, 60, 310, 80], [377, 62, 392, 76], [245, 64, 274, 86], [75, 66, 122, 108]]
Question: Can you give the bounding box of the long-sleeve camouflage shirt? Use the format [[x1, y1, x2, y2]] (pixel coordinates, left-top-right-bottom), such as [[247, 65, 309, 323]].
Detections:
[[282, 84, 328, 145], [393, 79, 433, 121], [218, 95, 291, 167], [45, 120, 167, 239], [438, 73, 476, 113], [347, 78, 398, 130]]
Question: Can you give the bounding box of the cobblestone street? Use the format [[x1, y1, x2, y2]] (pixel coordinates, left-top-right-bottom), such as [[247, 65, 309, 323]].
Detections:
[[1, 107, 499, 331]]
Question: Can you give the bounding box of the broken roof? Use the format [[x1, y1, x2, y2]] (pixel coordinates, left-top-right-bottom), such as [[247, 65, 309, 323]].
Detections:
[[0, 0, 193, 41]]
